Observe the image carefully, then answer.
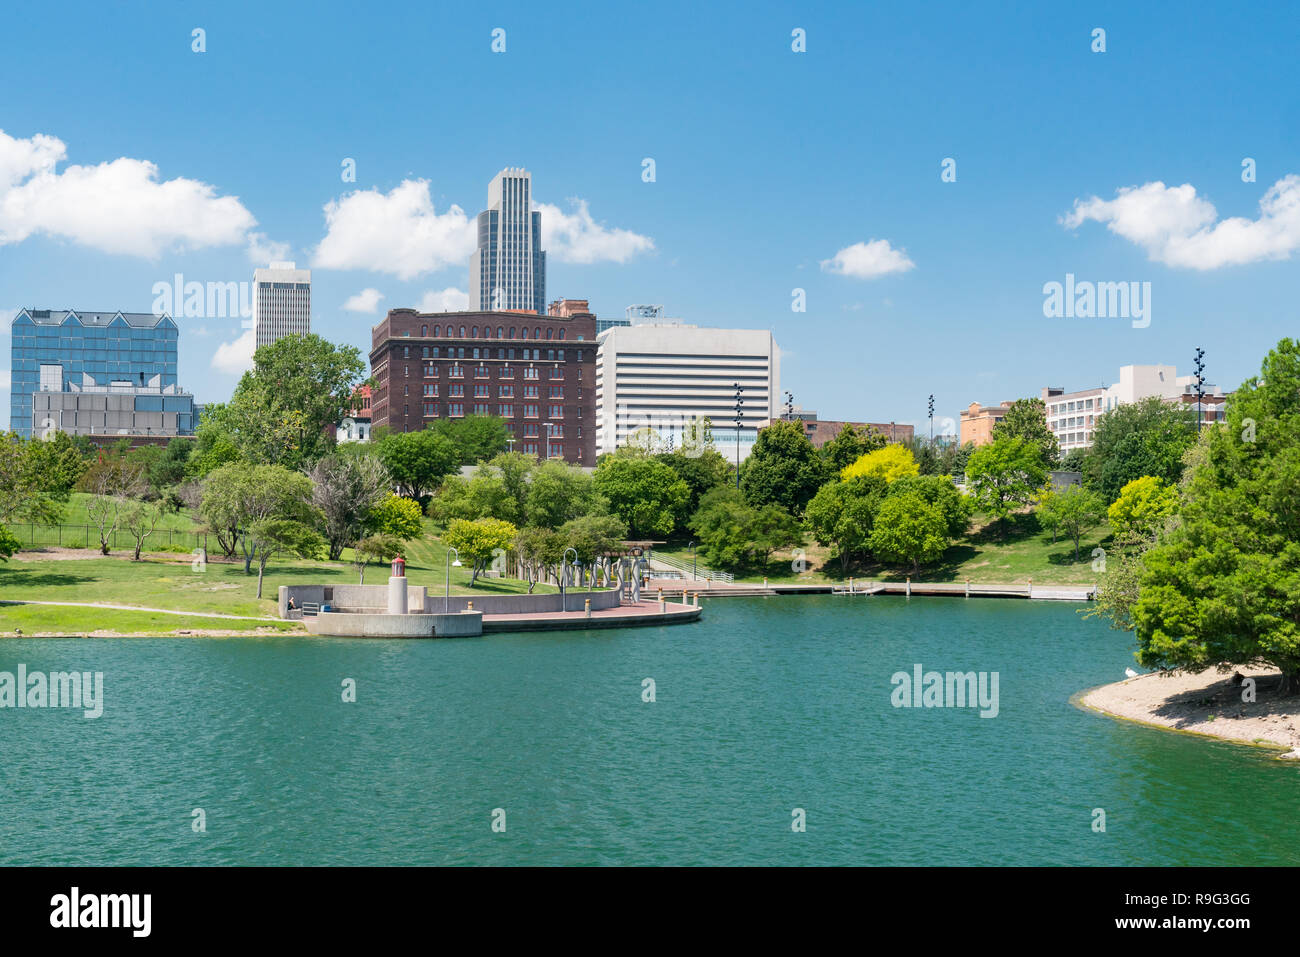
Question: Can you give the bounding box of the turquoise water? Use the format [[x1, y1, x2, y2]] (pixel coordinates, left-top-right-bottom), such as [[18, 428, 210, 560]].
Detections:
[[1, 596, 1297, 866]]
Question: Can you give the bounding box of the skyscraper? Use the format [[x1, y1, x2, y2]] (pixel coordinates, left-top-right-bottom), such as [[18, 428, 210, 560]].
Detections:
[[468, 168, 545, 315], [252, 261, 311, 349]]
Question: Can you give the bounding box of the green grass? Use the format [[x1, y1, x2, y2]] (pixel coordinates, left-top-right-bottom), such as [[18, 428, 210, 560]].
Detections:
[[653, 512, 1111, 587], [0, 603, 301, 637], [2, 516, 554, 624]]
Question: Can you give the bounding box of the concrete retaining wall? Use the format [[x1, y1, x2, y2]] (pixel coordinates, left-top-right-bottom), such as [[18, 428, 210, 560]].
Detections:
[[281, 584, 619, 619], [304, 610, 482, 638], [279, 583, 427, 618]]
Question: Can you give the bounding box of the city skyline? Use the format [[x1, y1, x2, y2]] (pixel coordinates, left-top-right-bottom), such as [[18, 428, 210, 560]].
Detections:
[[3, 1, 1299, 435]]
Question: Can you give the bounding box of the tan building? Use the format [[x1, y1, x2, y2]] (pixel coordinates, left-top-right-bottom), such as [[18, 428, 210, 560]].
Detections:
[[959, 401, 1013, 446], [776, 417, 914, 447]]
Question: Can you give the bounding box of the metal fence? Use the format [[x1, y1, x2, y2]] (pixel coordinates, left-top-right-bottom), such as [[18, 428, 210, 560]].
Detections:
[[10, 523, 209, 552]]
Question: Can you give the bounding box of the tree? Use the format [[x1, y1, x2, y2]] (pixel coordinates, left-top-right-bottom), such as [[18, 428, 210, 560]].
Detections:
[[223, 334, 366, 468], [965, 436, 1049, 536], [1107, 475, 1179, 544], [655, 447, 731, 522], [750, 504, 803, 564], [868, 492, 949, 574], [514, 525, 563, 593], [841, 443, 920, 484], [121, 499, 164, 561], [429, 414, 511, 466], [804, 475, 887, 572], [371, 494, 424, 542], [821, 423, 886, 472], [1059, 447, 1087, 472], [887, 474, 970, 538], [442, 517, 517, 585], [83, 457, 147, 554], [1129, 339, 1300, 690], [199, 463, 316, 573], [22, 430, 92, 499], [740, 419, 831, 516], [0, 524, 20, 561], [1083, 396, 1197, 502], [688, 487, 801, 569], [991, 397, 1059, 467], [376, 429, 459, 501], [526, 460, 602, 529], [1035, 484, 1105, 560], [186, 404, 244, 478], [351, 533, 402, 584], [308, 453, 391, 559], [0, 432, 68, 526], [429, 452, 536, 525], [593, 455, 690, 539], [247, 518, 324, 599], [558, 514, 628, 578]]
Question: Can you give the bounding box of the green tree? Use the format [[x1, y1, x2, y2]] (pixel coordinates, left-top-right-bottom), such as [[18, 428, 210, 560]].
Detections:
[[655, 447, 731, 523], [1083, 396, 1197, 502], [247, 518, 324, 599], [1107, 475, 1179, 544], [429, 414, 511, 466], [23, 430, 92, 498], [841, 443, 920, 484], [740, 419, 831, 516], [199, 463, 316, 572], [804, 475, 887, 573], [0, 432, 69, 526], [558, 514, 628, 569], [821, 423, 887, 473], [1035, 484, 1105, 560], [887, 474, 970, 538], [966, 436, 1049, 537], [593, 455, 690, 539], [376, 429, 459, 501], [308, 452, 392, 559], [121, 499, 164, 561], [371, 494, 424, 542], [224, 334, 366, 468], [442, 517, 517, 585], [351, 533, 402, 584], [527, 460, 602, 529], [991, 397, 1059, 467], [0, 524, 20, 561], [688, 487, 801, 570], [186, 404, 244, 478], [1129, 339, 1300, 690], [868, 492, 949, 574], [514, 525, 563, 593]]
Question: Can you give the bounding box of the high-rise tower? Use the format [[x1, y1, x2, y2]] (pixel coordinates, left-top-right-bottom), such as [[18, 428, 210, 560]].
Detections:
[[252, 261, 311, 349], [468, 168, 545, 315]]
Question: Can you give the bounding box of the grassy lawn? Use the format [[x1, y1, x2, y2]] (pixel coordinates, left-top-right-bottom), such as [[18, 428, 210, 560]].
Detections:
[[653, 512, 1111, 586], [0, 603, 301, 637], [2, 516, 555, 623]]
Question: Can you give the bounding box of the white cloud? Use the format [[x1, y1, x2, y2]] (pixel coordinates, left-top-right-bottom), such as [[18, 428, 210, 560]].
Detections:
[[416, 287, 469, 312], [0, 369, 9, 389], [820, 239, 916, 279], [0, 129, 259, 259], [211, 328, 256, 375], [247, 231, 290, 263], [313, 180, 476, 279], [1062, 175, 1300, 270], [536, 199, 654, 264], [343, 288, 385, 313]]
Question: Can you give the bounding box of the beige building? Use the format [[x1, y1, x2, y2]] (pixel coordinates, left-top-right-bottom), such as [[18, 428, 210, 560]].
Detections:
[[959, 401, 1013, 446]]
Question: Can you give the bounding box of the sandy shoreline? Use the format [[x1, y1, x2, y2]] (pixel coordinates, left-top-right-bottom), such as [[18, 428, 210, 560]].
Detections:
[[1079, 666, 1300, 757]]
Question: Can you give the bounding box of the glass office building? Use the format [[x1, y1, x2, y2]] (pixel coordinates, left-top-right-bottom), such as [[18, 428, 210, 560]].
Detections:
[[9, 308, 195, 439], [468, 168, 546, 315]]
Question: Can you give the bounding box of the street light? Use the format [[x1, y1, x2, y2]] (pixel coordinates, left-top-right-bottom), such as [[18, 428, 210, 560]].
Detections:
[[928, 394, 935, 443], [733, 382, 745, 489], [445, 546, 462, 612], [784, 390, 794, 420], [688, 540, 696, 581], [1193, 347, 1206, 433], [562, 546, 577, 611]]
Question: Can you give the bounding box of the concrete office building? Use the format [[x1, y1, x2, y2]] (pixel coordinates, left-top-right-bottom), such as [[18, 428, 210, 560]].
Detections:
[[596, 319, 779, 460], [369, 308, 597, 463], [1043, 364, 1228, 452], [9, 308, 196, 440], [959, 401, 1014, 446], [252, 261, 312, 348], [469, 168, 545, 315]]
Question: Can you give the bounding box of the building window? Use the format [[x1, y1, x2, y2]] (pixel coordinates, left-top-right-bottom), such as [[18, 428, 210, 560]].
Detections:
[[403, 346, 409, 358], [432, 347, 440, 358], [497, 326, 503, 338], [421, 325, 427, 337], [524, 423, 539, 437], [499, 404, 514, 417], [549, 386, 563, 398], [524, 404, 539, 418], [472, 326, 478, 337], [534, 327, 541, 339], [448, 403, 465, 417], [559, 330, 566, 340], [548, 405, 564, 418], [424, 384, 438, 396], [449, 384, 465, 397], [499, 385, 514, 397], [459, 326, 466, 337], [509, 327, 516, 339], [546, 328, 553, 340], [434, 325, 441, 336], [474, 384, 490, 398]]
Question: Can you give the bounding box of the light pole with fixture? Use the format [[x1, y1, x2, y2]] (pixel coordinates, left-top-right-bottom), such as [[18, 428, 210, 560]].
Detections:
[[562, 546, 578, 611], [733, 382, 745, 488], [444, 546, 462, 612]]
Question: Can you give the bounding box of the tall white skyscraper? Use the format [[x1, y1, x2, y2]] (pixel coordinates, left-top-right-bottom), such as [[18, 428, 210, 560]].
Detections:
[[468, 168, 545, 314], [252, 261, 311, 348]]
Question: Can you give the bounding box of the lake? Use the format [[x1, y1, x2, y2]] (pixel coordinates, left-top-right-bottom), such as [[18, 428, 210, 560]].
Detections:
[[2, 596, 1296, 865]]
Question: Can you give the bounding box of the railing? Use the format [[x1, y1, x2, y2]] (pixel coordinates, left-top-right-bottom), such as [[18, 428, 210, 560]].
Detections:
[[8, 523, 209, 552], [647, 550, 734, 584]]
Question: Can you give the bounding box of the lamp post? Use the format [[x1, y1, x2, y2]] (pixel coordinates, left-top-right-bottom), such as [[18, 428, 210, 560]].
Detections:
[[928, 394, 935, 444], [1193, 347, 1206, 433], [733, 382, 745, 489], [688, 540, 696, 581], [444, 546, 462, 612], [784, 390, 794, 420], [562, 546, 577, 611]]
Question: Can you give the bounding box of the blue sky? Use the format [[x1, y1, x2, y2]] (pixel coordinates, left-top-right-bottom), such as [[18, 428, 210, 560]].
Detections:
[[3, 0, 1299, 434]]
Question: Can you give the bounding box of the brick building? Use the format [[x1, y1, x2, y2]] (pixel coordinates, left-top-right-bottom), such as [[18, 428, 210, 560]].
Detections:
[[369, 308, 597, 463]]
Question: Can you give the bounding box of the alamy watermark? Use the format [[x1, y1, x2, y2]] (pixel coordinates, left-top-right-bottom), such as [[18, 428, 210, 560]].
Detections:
[[1042, 273, 1150, 328], [890, 663, 999, 718], [151, 274, 252, 319], [0, 665, 104, 718]]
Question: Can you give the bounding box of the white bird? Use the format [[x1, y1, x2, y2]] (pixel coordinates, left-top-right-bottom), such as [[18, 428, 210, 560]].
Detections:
[[1125, 667, 1139, 678]]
